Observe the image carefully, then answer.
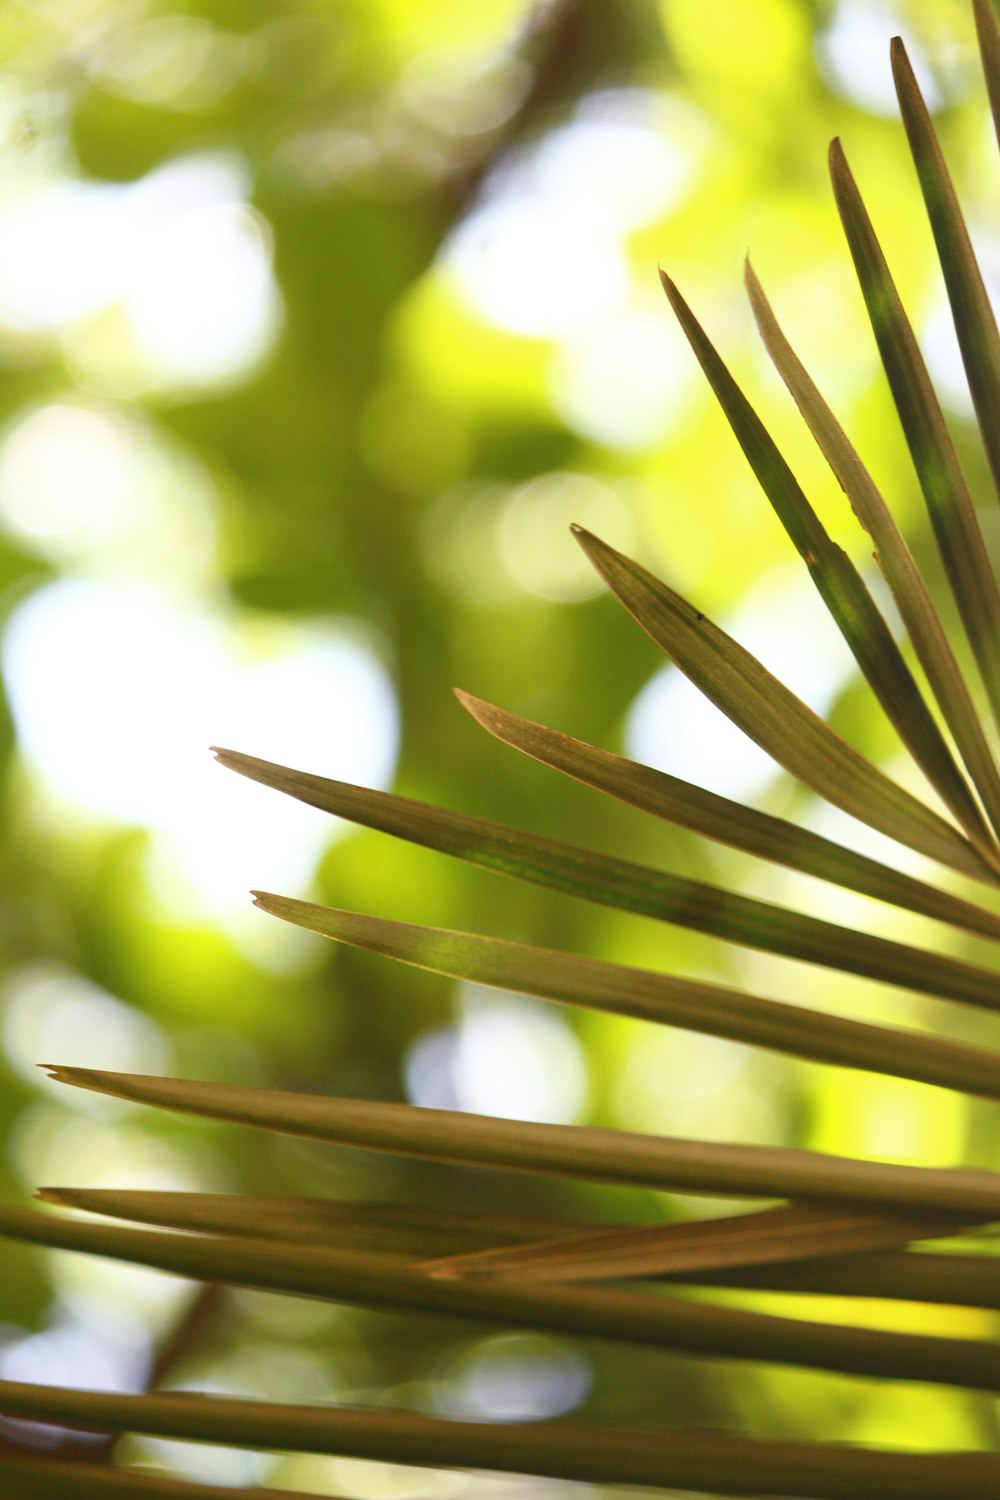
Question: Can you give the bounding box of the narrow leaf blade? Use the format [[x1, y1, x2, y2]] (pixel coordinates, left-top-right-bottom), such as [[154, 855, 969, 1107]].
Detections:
[[250, 893, 1000, 1097], [830, 138, 1000, 729], [975, 0, 1000, 154], [892, 36, 1000, 502], [419, 1202, 975, 1284], [676, 1249, 1000, 1311], [0, 1451, 312, 1500], [5, 1380, 1000, 1496], [457, 692, 1000, 940], [4, 1205, 1000, 1397], [572, 527, 989, 879], [43, 1066, 1000, 1216], [660, 271, 992, 847], [214, 749, 1000, 1012], [746, 262, 1000, 845], [37, 1188, 588, 1259]]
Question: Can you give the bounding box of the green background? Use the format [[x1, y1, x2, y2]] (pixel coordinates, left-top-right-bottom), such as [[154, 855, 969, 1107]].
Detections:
[[0, 0, 998, 1487]]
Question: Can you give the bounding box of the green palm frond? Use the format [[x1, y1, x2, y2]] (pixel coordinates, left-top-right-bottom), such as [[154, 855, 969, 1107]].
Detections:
[[6, 11, 1000, 1500]]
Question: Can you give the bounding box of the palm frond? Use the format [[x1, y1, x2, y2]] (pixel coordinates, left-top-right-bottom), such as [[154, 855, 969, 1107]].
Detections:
[[3, 1379, 1000, 1498], [660, 270, 994, 846], [213, 750, 1000, 1003], [43, 1066, 1000, 1211], [830, 137, 1000, 730], [573, 526, 992, 876], [6, 5, 1000, 1494]]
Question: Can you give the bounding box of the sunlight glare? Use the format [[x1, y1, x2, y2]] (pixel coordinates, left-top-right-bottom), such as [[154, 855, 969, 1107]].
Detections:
[[406, 987, 588, 1125], [2, 579, 399, 950], [445, 91, 700, 340], [816, 0, 947, 115], [0, 153, 280, 394], [0, 400, 217, 577]]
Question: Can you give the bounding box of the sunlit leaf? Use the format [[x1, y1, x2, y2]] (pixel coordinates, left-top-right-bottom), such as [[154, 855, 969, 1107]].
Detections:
[[42, 1066, 1000, 1216], [746, 263, 1000, 847], [248, 895, 1000, 1098], [6, 1201, 999, 1391], [418, 1201, 973, 1284], [215, 748, 1000, 1007], [830, 138, 1000, 730], [659, 271, 993, 848], [457, 691, 1000, 938], [892, 37, 1000, 502], [975, 0, 1000, 153], [37, 1187, 586, 1259], [1, 1451, 309, 1500], [2, 1378, 1000, 1497], [36, 1188, 1000, 1313], [572, 527, 990, 879], [680, 1247, 1000, 1310]]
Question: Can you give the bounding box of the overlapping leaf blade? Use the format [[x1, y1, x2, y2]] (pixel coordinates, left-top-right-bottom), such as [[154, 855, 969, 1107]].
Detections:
[[457, 691, 1000, 936], [892, 37, 1000, 502], [419, 1201, 972, 1284], [5, 1379, 1000, 1498], [659, 271, 994, 849], [6, 1202, 1000, 1391], [37, 1187, 588, 1258], [213, 748, 1000, 1007], [41, 1188, 1000, 1308], [244, 895, 1000, 1098], [746, 264, 1000, 844], [571, 527, 990, 878], [830, 138, 1000, 729], [38, 1188, 970, 1288], [43, 1066, 1000, 1214], [36, 1187, 1000, 1313], [1, 1454, 312, 1500]]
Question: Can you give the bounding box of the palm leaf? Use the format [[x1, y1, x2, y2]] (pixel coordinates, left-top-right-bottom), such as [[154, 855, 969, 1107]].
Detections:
[[213, 748, 1000, 1004], [41, 1067, 1000, 1214], [7, 1202, 1000, 1390], [572, 526, 991, 878], [975, 0, 1000, 151], [8, 7, 1000, 1493], [830, 138, 1000, 729], [746, 263, 1000, 843], [659, 270, 993, 846], [37, 1187, 587, 1257], [458, 691, 1000, 936], [1, 1453, 311, 1500], [2, 1379, 1000, 1499], [246, 895, 1000, 1097], [418, 1201, 973, 1284], [892, 37, 1000, 501]]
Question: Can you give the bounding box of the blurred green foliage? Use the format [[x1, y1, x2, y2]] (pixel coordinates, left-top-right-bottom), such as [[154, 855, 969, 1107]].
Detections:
[[0, 0, 998, 1488]]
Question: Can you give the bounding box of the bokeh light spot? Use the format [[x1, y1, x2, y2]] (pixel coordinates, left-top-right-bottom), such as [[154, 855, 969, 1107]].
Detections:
[[407, 987, 588, 1125], [0, 399, 217, 578], [2, 579, 399, 949], [498, 472, 635, 601]]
